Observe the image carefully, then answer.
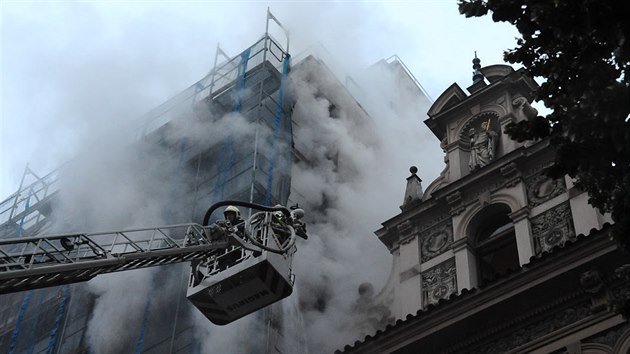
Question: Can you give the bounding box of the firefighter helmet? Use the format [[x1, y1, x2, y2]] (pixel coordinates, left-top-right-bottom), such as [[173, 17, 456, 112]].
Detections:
[[273, 205, 286, 222], [224, 205, 241, 219]]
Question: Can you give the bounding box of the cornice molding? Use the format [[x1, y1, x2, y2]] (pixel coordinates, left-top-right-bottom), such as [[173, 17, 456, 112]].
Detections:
[[451, 236, 472, 252], [510, 207, 530, 222]]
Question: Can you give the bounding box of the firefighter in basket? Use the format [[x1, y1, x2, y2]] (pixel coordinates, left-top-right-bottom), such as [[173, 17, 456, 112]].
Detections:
[[270, 205, 308, 242], [204, 205, 245, 243]]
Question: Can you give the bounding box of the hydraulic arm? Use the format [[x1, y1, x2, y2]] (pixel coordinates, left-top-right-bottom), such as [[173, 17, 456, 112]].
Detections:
[[0, 201, 307, 297], [0, 223, 228, 294]]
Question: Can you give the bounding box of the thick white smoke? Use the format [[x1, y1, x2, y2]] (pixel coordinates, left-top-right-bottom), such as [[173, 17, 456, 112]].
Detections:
[[51, 132, 171, 353], [187, 54, 444, 353], [48, 106, 259, 353], [46, 52, 443, 354], [276, 57, 442, 352]]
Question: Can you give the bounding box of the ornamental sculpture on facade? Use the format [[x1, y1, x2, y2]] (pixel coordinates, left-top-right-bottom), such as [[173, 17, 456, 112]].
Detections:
[[531, 202, 575, 254], [469, 119, 498, 170], [421, 258, 457, 306]]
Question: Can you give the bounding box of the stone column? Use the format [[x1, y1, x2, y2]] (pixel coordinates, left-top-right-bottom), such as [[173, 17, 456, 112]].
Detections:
[[445, 141, 468, 181], [452, 237, 478, 291], [398, 235, 422, 315], [510, 207, 534, 265]]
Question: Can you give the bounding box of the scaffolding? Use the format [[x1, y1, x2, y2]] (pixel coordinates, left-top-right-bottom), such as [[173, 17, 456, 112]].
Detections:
[[1, 9, 297, 353], [0, 166, 59, 240], [134, 32, 293, 215], [184, 31, 293, 211]]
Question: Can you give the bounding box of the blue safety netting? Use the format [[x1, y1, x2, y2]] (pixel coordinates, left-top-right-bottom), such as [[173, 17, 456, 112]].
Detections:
[[213, 48, 251, 201], [134, 289, 153, 354], [46, 286, 69, 354], [265, 54, 291, 206], [8, 191, 33, 354]]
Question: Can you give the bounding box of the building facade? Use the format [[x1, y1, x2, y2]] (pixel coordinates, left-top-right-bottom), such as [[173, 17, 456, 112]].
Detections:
[[340, 63, 630, 353]]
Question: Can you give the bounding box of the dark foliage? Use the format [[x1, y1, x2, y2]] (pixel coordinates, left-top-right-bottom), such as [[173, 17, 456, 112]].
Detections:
[[458, 0, 630, 250]]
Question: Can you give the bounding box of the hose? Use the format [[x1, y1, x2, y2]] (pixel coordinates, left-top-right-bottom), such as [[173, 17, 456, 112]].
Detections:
[[202, 200, 290, 226], [244, 211, 296, 254], [202, 201, 294, 254]]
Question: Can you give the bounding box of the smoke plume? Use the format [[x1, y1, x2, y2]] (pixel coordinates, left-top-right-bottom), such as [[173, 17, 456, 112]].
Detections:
[[48, 98, 260, 353], [283, 56, 441, 352], [43, 47, 443, 354]]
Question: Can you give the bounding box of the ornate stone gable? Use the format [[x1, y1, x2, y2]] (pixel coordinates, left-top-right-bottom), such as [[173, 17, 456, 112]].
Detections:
[[419, 218, 453, 263], [340, 63, 630, 354], [530, 202, 575, 254], [421, 258, 457, 306], [525, 170, 566, 208]]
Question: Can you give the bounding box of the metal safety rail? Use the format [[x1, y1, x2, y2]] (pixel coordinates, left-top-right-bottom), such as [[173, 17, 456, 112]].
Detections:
[[0, 223, 228, 294], [0, 167, 60, 239], [138, 33, 290, 138]]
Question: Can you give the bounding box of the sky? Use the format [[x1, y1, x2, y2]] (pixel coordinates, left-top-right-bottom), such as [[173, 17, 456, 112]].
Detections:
[[0, 0, 521, 200]]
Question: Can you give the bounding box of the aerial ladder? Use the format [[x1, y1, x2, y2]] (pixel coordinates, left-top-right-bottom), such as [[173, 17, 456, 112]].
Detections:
[[0, 200, 307, 325]]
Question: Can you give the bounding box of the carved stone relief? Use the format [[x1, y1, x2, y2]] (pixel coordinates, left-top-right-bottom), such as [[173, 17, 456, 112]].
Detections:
[[419, 219, 454, 263], [512, 96, 538, 121], [421, 258, 457, 306], [530, 202, 575, 254], [512, 96, 527, 108], [470, 300, 592, 354], [579, 269, 611, 312], [583, 323, 630, 348], [525, 172, 566, 208]]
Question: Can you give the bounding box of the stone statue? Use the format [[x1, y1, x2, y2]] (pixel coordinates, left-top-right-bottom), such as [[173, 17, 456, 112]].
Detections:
[[469, 120, 498, 170]]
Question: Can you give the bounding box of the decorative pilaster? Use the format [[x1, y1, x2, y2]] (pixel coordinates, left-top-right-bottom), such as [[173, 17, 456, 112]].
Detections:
[[509, 207, 534, 265], [452, 237, 478, 291]]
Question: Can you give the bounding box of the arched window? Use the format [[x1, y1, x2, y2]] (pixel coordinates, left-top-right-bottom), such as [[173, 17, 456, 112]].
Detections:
[[469, 204, 520, 285]]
